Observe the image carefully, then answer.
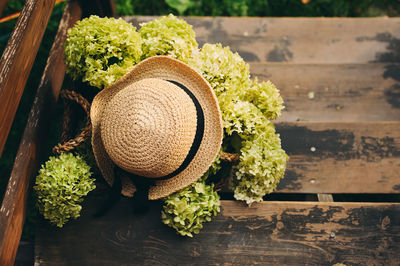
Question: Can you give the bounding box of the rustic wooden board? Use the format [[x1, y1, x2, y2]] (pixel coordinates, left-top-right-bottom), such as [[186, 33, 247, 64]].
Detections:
[[126, 16, 400, 63], [276, 121, 400, 194], [0, 0, 56, 156], [250, 63, 400, 122], [35, 195, 400, 265], [0, 2, 82, 265]]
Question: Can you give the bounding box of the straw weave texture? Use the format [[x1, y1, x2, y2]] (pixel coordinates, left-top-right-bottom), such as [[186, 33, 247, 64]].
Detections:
[[101, 79, 197, 178]]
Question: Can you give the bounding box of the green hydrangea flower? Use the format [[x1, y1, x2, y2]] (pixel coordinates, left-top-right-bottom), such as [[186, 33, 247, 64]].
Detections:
[[241, 78, 284, 121], [139, 14, 198, 62], [189, 43, 250, 97], [64, 15, 142, 89], [234, 122, 288, 205], [190, 43, 288, 204], [34, 153, 96, 227], [161, 181, 220, 237]]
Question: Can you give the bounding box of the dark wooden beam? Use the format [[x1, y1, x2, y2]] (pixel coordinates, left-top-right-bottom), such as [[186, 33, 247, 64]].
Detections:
[[0, 1, 82, 265]]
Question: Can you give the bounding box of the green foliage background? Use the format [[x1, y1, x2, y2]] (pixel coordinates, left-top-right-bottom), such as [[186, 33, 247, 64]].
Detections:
[[0, 0, 398, 240], [117, 0, 400, 17]]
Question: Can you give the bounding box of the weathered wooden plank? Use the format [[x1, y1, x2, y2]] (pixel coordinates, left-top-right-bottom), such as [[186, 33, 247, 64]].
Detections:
[[0, 0, 56, 156], [35, 196, 400, 265], [126, 16, 400, 63], [250, 63, 400, 122], [0, 2, 82, 265], [276, 121, 400, 194]]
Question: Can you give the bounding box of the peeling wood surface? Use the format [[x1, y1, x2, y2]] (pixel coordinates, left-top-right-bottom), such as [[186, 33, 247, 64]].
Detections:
[[35, 196, 400, 265], [0, 0, 56, 156], [251, 63, 400, 122], [0, 2, 82, 265], [127, 16, 400, 63], [276, 121, 400, 193]]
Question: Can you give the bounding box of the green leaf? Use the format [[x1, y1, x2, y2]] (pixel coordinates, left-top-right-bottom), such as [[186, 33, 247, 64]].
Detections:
[[165, 0, 194, 15]]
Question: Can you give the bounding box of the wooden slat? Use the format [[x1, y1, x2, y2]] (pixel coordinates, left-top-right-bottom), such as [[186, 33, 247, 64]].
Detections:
[[126, 16, 400, 63], [35, 196, 400, 265], [318, 194, 334, 202], [276, 121, 400, 194], [0, 0, 9, 17], [0, 0, 56, 156], [250, 63, 400, 122], [0, 2, 82, 265]]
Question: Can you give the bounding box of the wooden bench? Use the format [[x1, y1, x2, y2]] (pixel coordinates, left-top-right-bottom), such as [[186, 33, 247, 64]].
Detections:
[[1, 1, 399, 265], [0, 1, 115, 265]]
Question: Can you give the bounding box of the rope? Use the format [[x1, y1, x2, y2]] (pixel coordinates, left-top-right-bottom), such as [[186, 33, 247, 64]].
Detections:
[[220, 152, 239, 163], [52, 90, 92, 155]]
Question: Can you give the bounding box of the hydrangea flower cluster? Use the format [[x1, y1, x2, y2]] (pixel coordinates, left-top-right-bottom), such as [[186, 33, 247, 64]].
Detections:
[[34, 153, 96, 227], [162, 181, 220, 237], [139, 14, 198, 63], [53, 14, 288, 235], [234, 122, 287, 204], [64, 15, 142, 89], [189, 43, 288, 205]]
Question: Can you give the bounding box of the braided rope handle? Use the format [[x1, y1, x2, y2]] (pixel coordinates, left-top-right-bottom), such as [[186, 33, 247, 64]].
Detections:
[[52, 90, 92, 155], [220, 151, 239, 163]]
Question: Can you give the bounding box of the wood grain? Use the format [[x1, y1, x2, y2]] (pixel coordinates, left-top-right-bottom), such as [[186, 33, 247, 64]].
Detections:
[[0, 0, 56, 156], [0, 2, 82, 265], [35, 195, 400, 265], [250, 63, 400, 122], [276, 121, 400, 194], [126, 16, 400, 63]]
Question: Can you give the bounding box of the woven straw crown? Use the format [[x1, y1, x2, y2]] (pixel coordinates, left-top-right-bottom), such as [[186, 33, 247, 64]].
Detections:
[[101, 78, 198, 178], [91, 56, 223, 199]]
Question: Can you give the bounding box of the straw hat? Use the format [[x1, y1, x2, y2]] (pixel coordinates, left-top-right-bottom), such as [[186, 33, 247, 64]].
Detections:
[[91, 56, 223, 200]]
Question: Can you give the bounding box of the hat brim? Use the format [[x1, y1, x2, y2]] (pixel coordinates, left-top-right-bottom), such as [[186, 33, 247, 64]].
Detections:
[[91, 56, 223, 200]]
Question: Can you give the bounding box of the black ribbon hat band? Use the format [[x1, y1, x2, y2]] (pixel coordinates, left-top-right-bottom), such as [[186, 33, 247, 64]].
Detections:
[[155, 80, 205, 180]]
